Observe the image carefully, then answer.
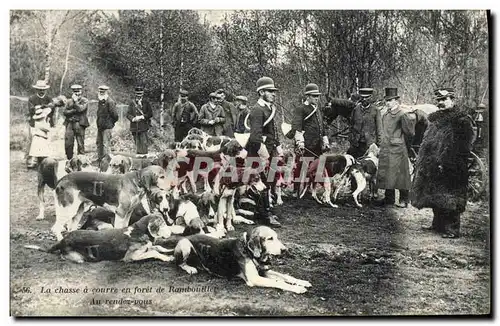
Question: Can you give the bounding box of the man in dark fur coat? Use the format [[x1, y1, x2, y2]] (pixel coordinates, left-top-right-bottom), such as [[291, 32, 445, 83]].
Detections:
[[410, 87, 475, 238]]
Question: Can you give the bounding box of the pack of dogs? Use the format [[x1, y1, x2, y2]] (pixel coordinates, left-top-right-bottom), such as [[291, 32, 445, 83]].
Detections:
[[26, 127, 382, 293]]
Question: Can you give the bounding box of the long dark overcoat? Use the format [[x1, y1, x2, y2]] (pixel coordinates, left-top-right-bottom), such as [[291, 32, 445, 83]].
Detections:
[[376, 106, 413, 190], [410, 108, 475, 212]]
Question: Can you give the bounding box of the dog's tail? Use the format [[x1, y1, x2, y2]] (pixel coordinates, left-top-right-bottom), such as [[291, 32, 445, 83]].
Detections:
[[24, 241, 65, 253], [24, 244, 48, 252]]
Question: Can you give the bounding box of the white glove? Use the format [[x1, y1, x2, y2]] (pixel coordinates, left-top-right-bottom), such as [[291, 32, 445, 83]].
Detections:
[[72, 94, 79, 101], [294, 130, 305, 144], [132, 116, 140, 122], [208, 120, 215, 125], [294, 130, 305, 149], [258, 143, 270, 160], [322, 136, 329, 148]]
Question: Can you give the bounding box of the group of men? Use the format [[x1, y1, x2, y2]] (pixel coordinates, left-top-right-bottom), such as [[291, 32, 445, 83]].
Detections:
[[171, 88, 250, 141], [25, 76, 479, 239], [27, 82, 153, 166], [231, 77, 475, 239]]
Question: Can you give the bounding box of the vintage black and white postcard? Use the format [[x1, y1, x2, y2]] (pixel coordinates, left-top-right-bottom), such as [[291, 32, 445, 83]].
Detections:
[[9, 8, 491, 317]]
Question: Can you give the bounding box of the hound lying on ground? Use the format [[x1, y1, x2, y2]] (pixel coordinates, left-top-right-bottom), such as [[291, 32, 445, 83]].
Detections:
[[157, 226, 311, 294], [25, 214, 174, 263]]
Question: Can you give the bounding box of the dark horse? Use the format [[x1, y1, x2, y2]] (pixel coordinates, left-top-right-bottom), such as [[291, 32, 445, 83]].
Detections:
[[323, 95, 358, 125], [322, 95, 433, 151]]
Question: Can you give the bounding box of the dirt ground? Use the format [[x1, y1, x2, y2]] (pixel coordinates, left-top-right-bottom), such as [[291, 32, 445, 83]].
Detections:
[[9, 147, 491, 316], [9, 97, 491, 316]]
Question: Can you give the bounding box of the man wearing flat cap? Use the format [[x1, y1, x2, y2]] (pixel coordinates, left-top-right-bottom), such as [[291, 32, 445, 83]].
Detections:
[[411, 87, 475, 239], [96, 85, 118, 162], [172, 89, 198, 141], [63, 84, 89, 159], [26, 80, 54, 168], [216, 88, 237, 137], [376, 87, 413, 208], [348, 87, 382, 158], [234, 95, 250, 133], [126, 86, 153, 155], [198, 92, 226, 136], [246, 76, 282, 227]]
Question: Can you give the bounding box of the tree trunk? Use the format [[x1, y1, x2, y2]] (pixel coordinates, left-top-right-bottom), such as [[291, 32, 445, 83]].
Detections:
[[159, 14, 165, 129], [43, 12, 53, 83], [59, 41, 71, 94]]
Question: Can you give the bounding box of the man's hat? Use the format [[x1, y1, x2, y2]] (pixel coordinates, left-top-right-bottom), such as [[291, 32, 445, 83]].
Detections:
[[384, 87, 400, 101], [256, 77, 278, 92], [135, 86, 144, 93], [359, 88, 374, 97], [209, 92, 217, 98], [179, 89, 189, 96], [434, 87, 455, 100], [32, 80, 50, 90], [71, 84, 82, 91], [98, 85, 110, 91], [477, 103, 486, 109], [216, 88, 225, 95], [235, 95, 248, 102], [304, 83, 321, 95]]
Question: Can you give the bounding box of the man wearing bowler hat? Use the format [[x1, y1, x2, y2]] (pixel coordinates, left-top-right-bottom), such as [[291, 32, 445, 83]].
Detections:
[[292, 83, 329, 157], [126, 86, 153, 155], [376, 87, 414, 208], [411, 87, 475, 238], [291, 83, 329, 195], [96, 85, 118, 162], [348, 87, 382, 158], [172, 89, 198, 141], [27, 80, 54, 168], [63, 84, 89, 159], [246, 76, 282, 227]]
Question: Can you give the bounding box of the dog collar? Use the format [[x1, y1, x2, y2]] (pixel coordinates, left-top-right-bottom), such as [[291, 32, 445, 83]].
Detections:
[[244, 233, 271, 273]]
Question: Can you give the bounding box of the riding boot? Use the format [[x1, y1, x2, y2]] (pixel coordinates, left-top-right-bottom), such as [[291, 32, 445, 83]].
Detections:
[[255, 189, 281, 227]]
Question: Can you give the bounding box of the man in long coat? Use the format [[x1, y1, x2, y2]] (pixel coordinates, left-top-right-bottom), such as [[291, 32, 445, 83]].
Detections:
[[64, 84, 89, 159], [376, 88, 414, 207], [96, 85, 118, 163], [126, 86, 153, 155], [411, 87, 475, 238], [348, 88, 382, 158]]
